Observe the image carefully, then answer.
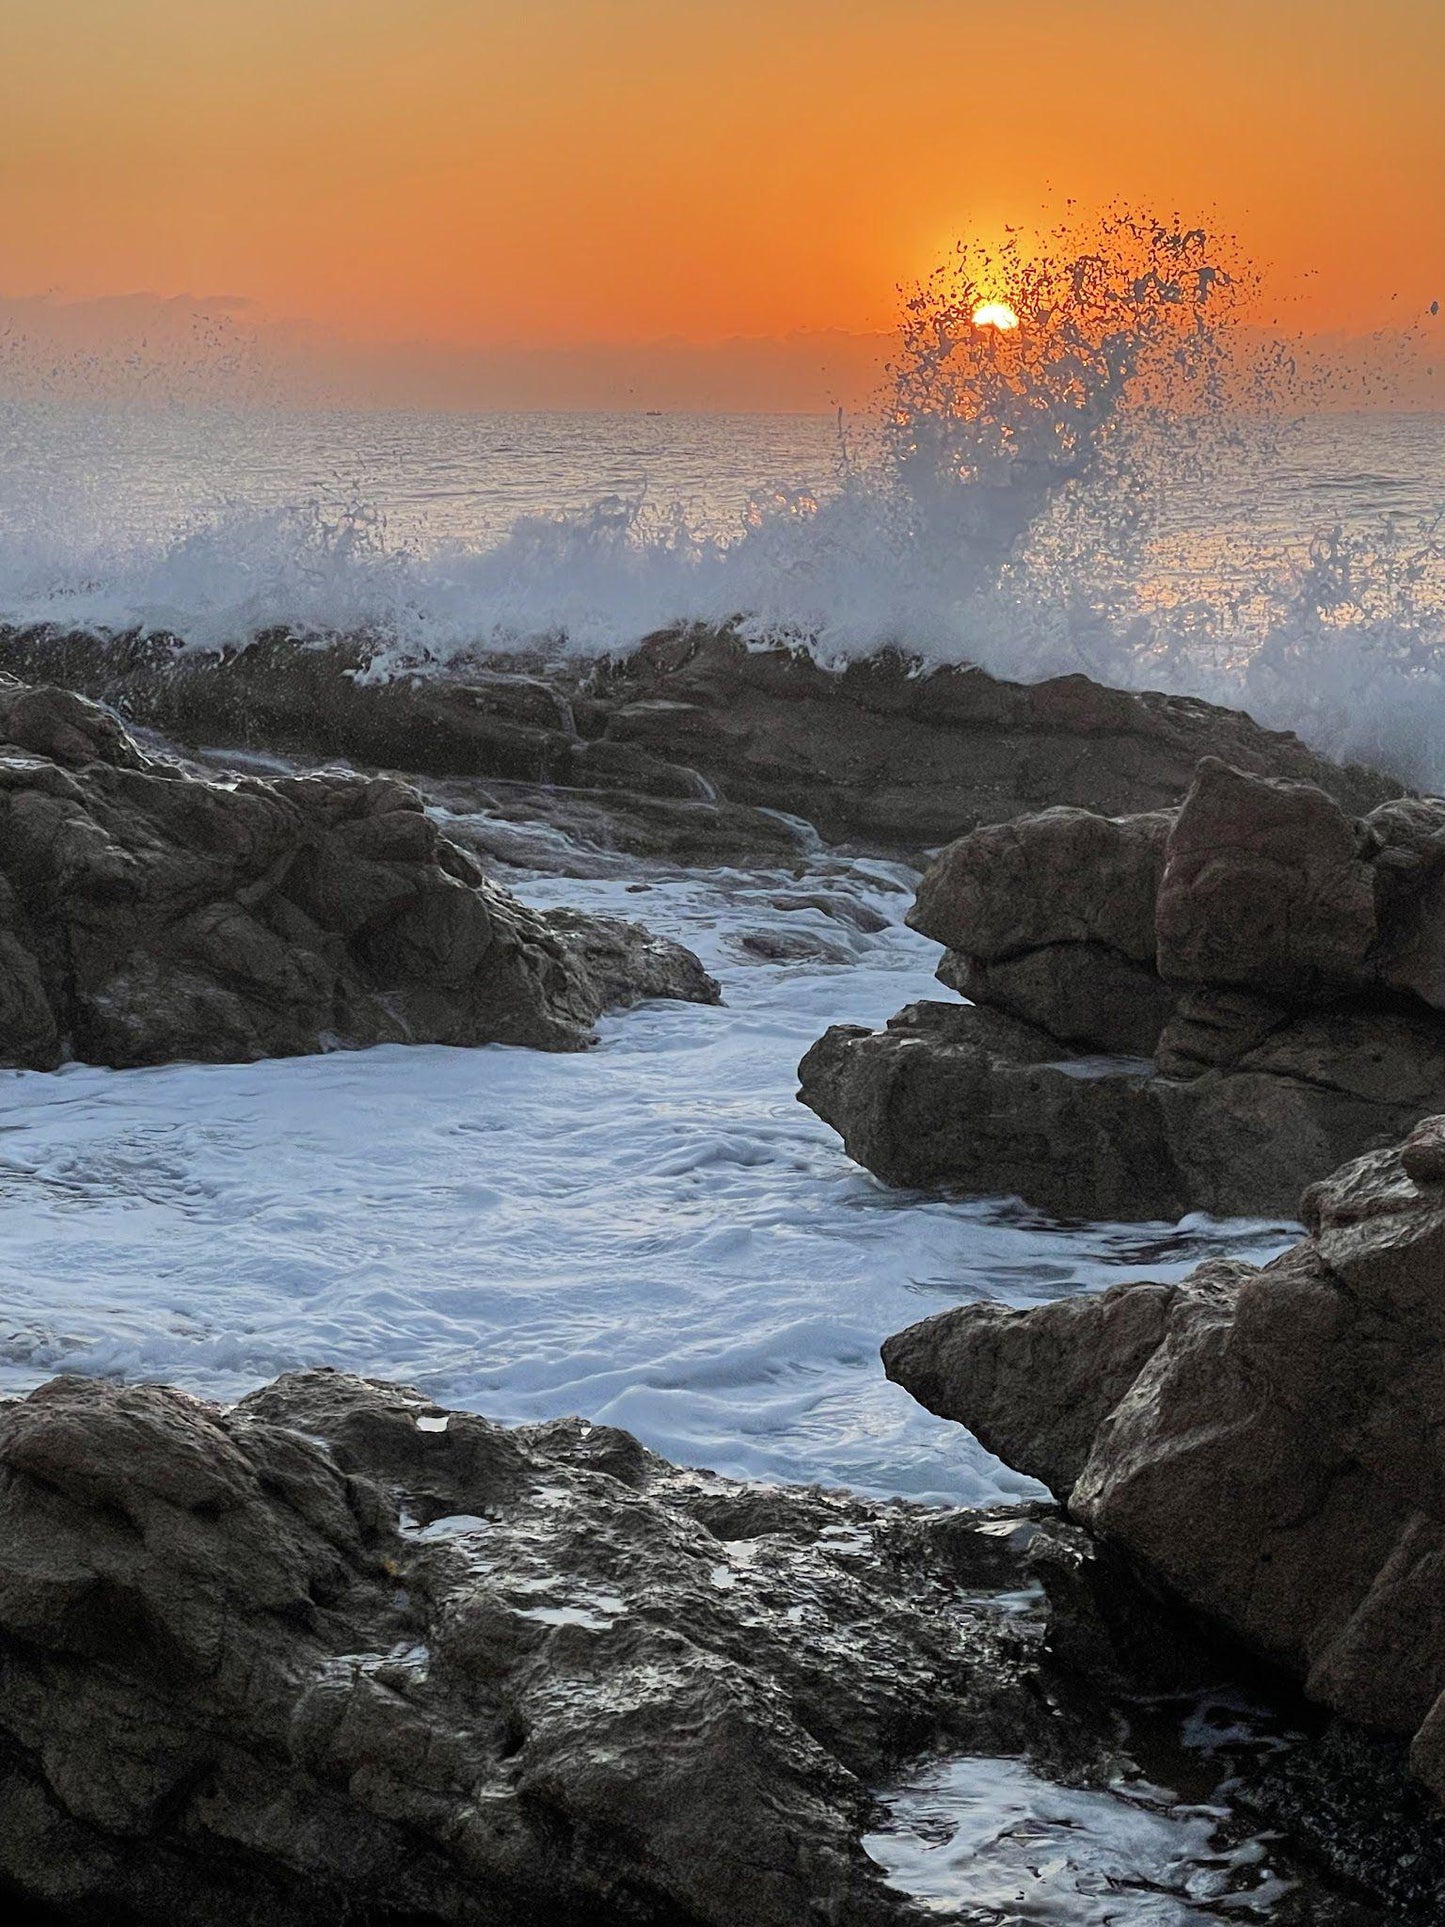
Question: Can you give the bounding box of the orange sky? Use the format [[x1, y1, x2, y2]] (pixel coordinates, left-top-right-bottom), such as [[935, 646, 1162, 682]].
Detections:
[[3, 0, 1442, 348]]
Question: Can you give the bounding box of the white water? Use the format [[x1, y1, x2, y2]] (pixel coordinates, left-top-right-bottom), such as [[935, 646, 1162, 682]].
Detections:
[[865, 1755, 1293, 1922], [2, 400, 1444, 785], [0, 391, 1400, 1918], [0, 830, 1287, 1505]]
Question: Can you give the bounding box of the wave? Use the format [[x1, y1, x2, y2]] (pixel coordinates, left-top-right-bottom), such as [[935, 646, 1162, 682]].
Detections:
[[3, 212, 1444, 786]]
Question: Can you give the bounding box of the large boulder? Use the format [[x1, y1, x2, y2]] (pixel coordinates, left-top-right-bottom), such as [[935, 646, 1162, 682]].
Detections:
[[1155, 758, 1378, 995], [0, 1369, 1101, 1927], [880, 1113, 1445, 1809], [911, 807, 1172, 963], [0, 680, 717, 1070], [0, 624, 1402, 857], [802, 760, 1445, 1218]]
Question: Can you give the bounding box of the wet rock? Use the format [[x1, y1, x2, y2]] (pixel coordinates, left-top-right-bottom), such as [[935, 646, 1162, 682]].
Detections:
[[941, 942, 1179, 1057], [0, 679, 150, 771], [0, 680, 716, 1070], [910, 806, 1173, 963], [798, 1002, 1182, 1217], [1152, 985, 1290, 1076], [451, 777, 808, 868], [883, 1277, 1190, 1504], [882, 1114, 1445, 1811], [1149, 1047, 1439, 1218], [770, 891, 892, 934], [0, 1369, 1096, 1927], [1360, 794, 1445, 1010], [0, 623, 1401, 858], [803, 758, 1445, 1218], [803, 992, 1445, 1220], [1245, 1723, 1445, 1921], [541, 907, 722, 1010], [737, 926, 856, 965], [587, 630, 1399, 850]]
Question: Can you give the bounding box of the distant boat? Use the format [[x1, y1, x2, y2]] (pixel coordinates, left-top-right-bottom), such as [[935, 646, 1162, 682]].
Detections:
[[645, 409, 664, 416]]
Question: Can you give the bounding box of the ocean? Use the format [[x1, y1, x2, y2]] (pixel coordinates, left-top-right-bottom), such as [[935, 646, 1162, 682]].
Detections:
[[0, 395, 1436, 1498], [1, 396, 1433, 1917], [3, 401, 1444, 780]]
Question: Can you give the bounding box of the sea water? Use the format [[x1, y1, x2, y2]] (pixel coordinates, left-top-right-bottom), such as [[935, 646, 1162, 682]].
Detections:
[[0, 838, 1286, 1501], [2, 400, 1444, 781], [0, 387, 1434, 1919]]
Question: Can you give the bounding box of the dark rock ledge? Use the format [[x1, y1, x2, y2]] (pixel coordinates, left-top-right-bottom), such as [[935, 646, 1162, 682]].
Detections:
[[883, 1112, 1445, 1832], [0, 623, 1401, 859], [801, 756, 1445, 1217], [2, 1368, 1438, 1926], [0, 678, 716, 1071], [0, 1368, 1112, 1927]]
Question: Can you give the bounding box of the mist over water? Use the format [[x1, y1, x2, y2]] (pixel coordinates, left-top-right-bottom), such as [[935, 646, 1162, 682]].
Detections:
[[3, 215, 1444, 783]]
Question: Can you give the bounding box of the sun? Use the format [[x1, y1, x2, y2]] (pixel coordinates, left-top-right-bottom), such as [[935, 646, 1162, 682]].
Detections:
[[972, 301, 1020, 331]]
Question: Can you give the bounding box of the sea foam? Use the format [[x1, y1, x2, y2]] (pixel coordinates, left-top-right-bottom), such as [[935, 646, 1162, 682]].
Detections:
[[2, 214, 1443, 781]]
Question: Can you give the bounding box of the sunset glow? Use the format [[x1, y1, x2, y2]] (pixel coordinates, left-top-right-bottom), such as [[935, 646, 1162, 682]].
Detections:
[[6, 2, 1444, 337], [2, 0, 1443, 407], [971, 303, 1020, 332]]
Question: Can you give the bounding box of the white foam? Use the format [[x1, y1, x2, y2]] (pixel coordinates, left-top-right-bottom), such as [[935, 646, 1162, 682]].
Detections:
[[2, 399, 1442, 785], [0, 853, 1288, 1505], [864, 1755, 1295, 1921]]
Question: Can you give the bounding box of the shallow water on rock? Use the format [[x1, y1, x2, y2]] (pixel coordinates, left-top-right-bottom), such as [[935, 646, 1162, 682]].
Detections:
[[0, 818, 1292, 1505], [864, 1754, 1294, 1923]]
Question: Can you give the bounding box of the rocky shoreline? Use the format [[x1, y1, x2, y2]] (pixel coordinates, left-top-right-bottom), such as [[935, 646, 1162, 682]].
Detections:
[[0, 679, 716, 1071], [0, 622, 1400, 857], [882, 1109, 1445, 1857], [0, 630, 1442, 1922], [2, 1366, 1440, 1926], [0, 1370, 1081, 1927], [801, 756, 1445, 1216]]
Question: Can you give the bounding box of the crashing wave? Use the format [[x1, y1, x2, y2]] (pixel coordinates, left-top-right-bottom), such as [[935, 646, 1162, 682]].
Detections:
[[1, 210, 1443, 782]]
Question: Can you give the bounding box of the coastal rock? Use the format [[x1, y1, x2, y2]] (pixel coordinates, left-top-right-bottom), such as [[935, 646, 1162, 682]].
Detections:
[[0, 678, 150, 771], [939, 943, 1179, 1057], [1155, 757, 1377, 995], [0, 1369, 1090, 1927], [0, 680, 716, 1070], [540, 906, 721, 1010], [424, 771, 808, 869], [802, 759, 1445, 1218], [1361, 794, 1445, 1009], [910, 806, 1172, 963], [0, 623, 1401, 857], [881, 1114, 1445, 1807], [799, 1003, 1183, 1217], [800, 987, 1445, 1221], [588, 630, 1400, 848]]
